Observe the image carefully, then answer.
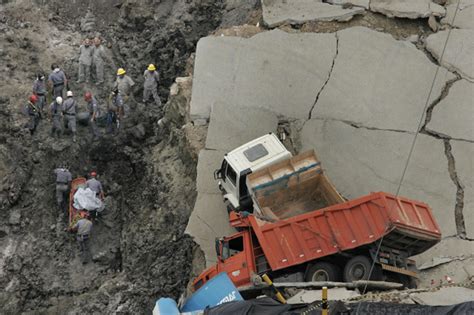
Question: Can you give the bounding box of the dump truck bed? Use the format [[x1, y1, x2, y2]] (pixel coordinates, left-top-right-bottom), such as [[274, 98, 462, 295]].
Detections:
[[247, 150, 344, 219], [249, 192, 441, 272]]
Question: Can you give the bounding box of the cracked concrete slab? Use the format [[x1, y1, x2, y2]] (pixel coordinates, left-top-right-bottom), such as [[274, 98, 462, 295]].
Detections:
[[425, 29, 474, 82], [301, 119, 456, 236], [451, 141, 474, 238], [261, 0, 364, 28], [413, 237, 474, 286], [370, 0, 445, 19], [205, 103, 279, 151], [190, 30, 337, 121], [410, 287, 474, 305], [441, 0, 474, 29], [196, 149, 226, 194], [427, 80, 474, 142], [311, 27, 455, 132], [185, 193, 236, 266]]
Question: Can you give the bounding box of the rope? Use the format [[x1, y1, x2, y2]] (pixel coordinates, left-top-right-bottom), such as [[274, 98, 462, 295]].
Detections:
[[355, 2, 461, 313]]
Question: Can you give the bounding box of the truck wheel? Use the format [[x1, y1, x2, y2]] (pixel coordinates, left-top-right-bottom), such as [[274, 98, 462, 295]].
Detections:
[[343, 255, 381, 282], [305, 262, 341, 282]]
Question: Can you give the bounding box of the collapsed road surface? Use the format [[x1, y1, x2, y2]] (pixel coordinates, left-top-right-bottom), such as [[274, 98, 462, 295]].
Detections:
[[1, 0, 473, 314]]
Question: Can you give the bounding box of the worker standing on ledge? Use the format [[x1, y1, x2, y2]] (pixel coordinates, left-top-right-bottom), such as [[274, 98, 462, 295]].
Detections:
[[62, 91, 78, 143], [69, 212, 93, 264], [86, 171, 104, 199], [142, 64, 161, 107], [48, 64, 68, 98], [26, 95, 41, 135], [113, 68, 134, 118], [84, 92, 101, 140], [49, 96, 63, 138], [32, 72, 47, 114], [77, 38, 94, 83], [54, 165, 72, 212]]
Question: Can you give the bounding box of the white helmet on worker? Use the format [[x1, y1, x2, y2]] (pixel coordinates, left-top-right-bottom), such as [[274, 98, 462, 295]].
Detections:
[[56, 96, 63, 104], [66, 90, 73, 97]]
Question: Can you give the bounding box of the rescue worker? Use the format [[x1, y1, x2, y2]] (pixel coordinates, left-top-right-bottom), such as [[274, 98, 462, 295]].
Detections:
[[69, 211, 93, 264], [92, 37, 106, 85], [62, 91, 77, 143], [86, 171, 104, 198], [107, 89, 122, 134], [142, 64, 161, 107], [32, 72, 47, 113], [77, 38, 93, 83], [48, 64, 68, 99], [26, 95, 41, 135], [84, 92, 101, 140], [113, 68, 134, 118], [49, 96, 63, 138], [54, 165, 72, 212]]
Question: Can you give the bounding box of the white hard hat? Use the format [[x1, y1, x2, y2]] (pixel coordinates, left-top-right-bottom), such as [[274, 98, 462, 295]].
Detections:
[[66, 91, 73, 97], [56, 96, 63, 104]]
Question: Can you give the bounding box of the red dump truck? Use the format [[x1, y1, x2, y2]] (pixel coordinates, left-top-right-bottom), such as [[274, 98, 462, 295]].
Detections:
[[193, 191, 441, 290]]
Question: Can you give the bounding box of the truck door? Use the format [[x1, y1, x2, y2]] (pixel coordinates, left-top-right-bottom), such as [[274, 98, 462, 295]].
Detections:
[[221, 234, 251, 287]]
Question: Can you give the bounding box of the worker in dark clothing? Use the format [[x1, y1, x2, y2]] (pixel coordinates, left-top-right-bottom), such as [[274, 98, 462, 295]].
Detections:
[[62, 91, 77, 143], [54, 166, 72, 212], [32, 73, 47, 113], [86, 171, 104, 198], [49, 96, 63, 138], [48, 64, 68, 98], [106, 89, 122, 134], [26, 95, 41, 135], [69, 212, 93, 264]]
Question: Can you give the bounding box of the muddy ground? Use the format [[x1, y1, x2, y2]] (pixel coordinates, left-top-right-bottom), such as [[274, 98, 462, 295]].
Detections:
[[0, 0, 258, 313]]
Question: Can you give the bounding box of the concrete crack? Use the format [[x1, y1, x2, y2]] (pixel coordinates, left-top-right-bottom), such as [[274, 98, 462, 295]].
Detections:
[[421, 75, 461, 131], [443, 139, 466, 239], [308, 33, 339, 120]]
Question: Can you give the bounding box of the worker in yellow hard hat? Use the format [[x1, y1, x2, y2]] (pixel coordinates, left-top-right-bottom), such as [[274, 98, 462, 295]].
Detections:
[[112, 68, 135, 119], [143, 63, 161, 107]]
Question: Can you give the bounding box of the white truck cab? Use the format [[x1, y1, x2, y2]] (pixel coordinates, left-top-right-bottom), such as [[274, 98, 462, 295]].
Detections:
[[214, 133, 292, 212]]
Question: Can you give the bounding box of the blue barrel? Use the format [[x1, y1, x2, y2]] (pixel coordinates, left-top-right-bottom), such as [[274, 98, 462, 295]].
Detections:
[[181, 273, 243, 312], [153, 298, 180, 315]]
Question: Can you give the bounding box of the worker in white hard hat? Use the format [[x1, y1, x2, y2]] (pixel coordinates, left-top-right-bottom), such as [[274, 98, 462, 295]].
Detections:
[[49, 96, 63, 138], [142, 64, 161, 107], [62, 91, 78, 142]]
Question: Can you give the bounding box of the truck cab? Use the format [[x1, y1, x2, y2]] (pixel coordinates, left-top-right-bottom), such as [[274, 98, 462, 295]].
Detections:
[[194, 231, 256, 291], [214, 133, 291, 212]]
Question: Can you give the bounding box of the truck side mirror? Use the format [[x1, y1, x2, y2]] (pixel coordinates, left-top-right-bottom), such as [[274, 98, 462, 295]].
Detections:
[[214, 168, 222, 180]]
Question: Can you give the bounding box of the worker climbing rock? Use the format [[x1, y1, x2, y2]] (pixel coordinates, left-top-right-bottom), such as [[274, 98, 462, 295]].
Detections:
[[113, 68, 134, 118], [84, 92, 101, 140], [69, 212, 93, 264], [86, 171, 104, 198], [107, 89, 122, 134], [49, 96, 63, 138], [54, 165, 72, 212], [62, 91, 77, 143], [77, 38, 94, 83], [48, 64, 68, 99], [32, 72, 47, 113], [92, 37, 106, 85], [142, 64, 161, 107], [25, 94, 41, 135]]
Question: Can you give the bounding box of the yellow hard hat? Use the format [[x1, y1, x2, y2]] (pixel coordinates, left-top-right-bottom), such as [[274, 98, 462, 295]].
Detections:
[[117, 68, 126, 75], [147, 64, 156, 71]]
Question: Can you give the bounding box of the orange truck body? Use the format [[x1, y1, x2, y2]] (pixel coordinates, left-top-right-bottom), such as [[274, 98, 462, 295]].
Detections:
[[193, 192, 441, 289]]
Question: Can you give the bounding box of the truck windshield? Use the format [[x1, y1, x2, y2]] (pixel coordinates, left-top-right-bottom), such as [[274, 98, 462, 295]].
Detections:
[[226, 165, 237, 186], [244, 144, 268, 162], [222, 236, 244, 260]]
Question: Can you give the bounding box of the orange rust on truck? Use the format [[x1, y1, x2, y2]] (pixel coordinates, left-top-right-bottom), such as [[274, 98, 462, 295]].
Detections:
[[193, 192, 441, 289]]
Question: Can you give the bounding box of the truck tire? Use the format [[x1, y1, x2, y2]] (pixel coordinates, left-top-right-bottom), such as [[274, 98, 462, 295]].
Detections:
[[305, 262, 341, 282], [343, 255, 381, 282]]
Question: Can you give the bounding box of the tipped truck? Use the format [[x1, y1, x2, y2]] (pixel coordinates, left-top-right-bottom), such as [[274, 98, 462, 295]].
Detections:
[[193, 192, 441, 290]]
